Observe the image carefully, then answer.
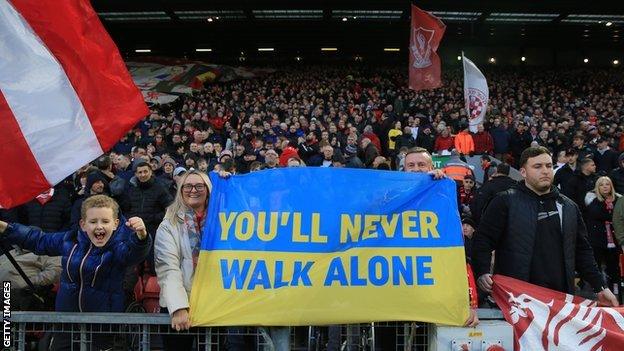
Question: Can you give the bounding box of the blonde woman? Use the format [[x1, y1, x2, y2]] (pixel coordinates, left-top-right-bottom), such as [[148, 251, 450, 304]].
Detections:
[[584, 176, 621, 292], [154, 170, 242, 349], [155, 170, 288, 350]]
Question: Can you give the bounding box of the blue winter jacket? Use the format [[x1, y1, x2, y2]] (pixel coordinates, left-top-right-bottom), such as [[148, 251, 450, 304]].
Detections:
[[3, 218, 151, 312]]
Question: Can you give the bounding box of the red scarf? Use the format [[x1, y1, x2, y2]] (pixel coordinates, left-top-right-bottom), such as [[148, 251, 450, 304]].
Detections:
[[605, 198, 616, 248], [459, 187, 474, 205]]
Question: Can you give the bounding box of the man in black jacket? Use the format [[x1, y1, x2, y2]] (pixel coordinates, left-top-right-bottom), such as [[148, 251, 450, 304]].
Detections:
[[473, 146, 618, 306], [554, 148, 578, 193], [608, 153, 624, 194], [571, 134, 593, 161], [472, 163, 517, 224], [121, 162, 173, 271], [509, 123, 531, 167], [122, 162, 173, 235], [564, 157, 597, 211], [416, 125, 435, 153], [593, 138, 619, 174]]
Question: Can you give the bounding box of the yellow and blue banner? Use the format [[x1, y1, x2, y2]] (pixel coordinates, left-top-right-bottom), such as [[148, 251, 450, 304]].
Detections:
[[190, 168, 470, 326]]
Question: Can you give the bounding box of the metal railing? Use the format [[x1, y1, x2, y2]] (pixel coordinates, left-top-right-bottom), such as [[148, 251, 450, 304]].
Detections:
[[10, 309, 504, 350]]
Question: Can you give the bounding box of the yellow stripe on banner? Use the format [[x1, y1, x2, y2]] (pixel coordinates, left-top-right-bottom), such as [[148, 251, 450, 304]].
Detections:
[[189, 247, 470, 326]]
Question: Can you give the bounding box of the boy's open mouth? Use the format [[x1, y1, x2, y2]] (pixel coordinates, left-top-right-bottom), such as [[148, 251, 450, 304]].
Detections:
[[94, 230, 106, 240]]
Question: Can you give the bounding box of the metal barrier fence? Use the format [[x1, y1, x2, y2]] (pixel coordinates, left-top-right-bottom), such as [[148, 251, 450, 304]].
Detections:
[[10, 309, 504, 351]]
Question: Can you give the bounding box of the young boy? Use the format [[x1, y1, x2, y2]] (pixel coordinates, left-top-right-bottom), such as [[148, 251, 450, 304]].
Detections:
[[0, 195, 151, 313]]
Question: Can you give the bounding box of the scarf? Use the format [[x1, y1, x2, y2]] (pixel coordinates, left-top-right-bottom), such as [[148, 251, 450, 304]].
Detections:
[[459, 186, 474, 205], [183, 209, 206, 268], [605, 199, 616, 249]]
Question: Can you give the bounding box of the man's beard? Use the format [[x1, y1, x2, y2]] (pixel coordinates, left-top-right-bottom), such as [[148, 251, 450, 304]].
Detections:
[[529, 179, 553, 193]]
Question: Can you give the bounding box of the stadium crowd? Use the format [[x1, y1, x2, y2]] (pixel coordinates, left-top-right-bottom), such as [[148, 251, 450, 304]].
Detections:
[[1, 65, 624, 350]]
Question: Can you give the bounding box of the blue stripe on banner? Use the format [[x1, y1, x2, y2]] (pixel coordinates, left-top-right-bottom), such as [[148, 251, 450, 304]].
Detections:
[[202, 168, 463, 253]]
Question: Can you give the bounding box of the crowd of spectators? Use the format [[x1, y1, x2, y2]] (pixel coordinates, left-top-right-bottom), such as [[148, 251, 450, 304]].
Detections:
[[111, 66, 624, 175], [1, 65, 624, 349]]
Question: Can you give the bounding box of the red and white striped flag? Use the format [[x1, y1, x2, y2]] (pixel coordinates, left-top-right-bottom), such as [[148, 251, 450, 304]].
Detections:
[[493, 275, 624, 351], [0, 0, 148, 208]]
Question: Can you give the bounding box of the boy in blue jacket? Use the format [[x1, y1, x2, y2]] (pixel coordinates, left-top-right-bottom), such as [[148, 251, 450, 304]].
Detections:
[[0, 194, 151, 349]]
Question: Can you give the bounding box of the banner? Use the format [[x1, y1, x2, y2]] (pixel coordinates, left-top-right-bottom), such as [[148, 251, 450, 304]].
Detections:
[[127, 61, 277, 104], [190, 168, 470, 326], [462, 54, 489, 133], [493, 275, 624, 351], [432, 155, 451, 169], [0, 0, 148, 208], [409, 5, 445, 91]]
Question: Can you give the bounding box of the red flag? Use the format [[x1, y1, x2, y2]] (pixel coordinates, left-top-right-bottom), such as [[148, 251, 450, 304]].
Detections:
[[408, 5, 445, 91], [0, 0, 148, 208], [492, 275, 624, 351]]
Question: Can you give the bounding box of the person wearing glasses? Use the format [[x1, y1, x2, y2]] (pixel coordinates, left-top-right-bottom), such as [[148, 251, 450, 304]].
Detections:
[[156, 171, 212, 347], [155, 170, 250, 350]]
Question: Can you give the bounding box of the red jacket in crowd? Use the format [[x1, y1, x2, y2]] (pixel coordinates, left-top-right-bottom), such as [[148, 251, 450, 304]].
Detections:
[[472, 131, 494, 155], [434, 135, 455, 153], [363, 132, 382, 153]]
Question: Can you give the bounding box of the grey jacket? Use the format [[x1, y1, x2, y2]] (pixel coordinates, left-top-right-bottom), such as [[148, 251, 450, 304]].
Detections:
[[154, 210, 195, 315]]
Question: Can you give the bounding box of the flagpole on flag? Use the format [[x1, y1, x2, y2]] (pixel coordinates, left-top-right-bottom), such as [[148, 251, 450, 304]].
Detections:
[[461, 51, 466, 91]]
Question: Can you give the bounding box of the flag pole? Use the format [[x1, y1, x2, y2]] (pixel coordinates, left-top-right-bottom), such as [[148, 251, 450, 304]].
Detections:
[[0, 242, 45, 305]]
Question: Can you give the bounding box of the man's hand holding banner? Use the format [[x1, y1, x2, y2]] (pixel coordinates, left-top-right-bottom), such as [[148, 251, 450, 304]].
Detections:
[[190, 168, 470, 326]]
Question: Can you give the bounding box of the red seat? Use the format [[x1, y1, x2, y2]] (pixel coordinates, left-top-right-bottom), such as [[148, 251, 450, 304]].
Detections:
[[134, 274, 161, 313]]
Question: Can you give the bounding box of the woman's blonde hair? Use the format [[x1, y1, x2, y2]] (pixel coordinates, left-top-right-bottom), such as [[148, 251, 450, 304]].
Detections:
[[164, 170, 212, 223], [594, 176, 617, 202]]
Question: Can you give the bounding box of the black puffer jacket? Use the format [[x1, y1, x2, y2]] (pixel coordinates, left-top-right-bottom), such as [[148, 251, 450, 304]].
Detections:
[[554, 164, 575, 194], [20, 187, 71, 232], [584, 192, 620, 249], [563, 171, 598, 211], [473, 182, 604, 294], [121, 177, 173, 236], [608, 168, 624, 195], [593, 149, 619, 174], [472, 176, 517, 224], [416, 132, 435, 153], [393, 134, 416, 151]]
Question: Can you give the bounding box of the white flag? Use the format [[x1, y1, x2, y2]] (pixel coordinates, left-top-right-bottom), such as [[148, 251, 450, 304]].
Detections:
[[462, 54, 489, 133]]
